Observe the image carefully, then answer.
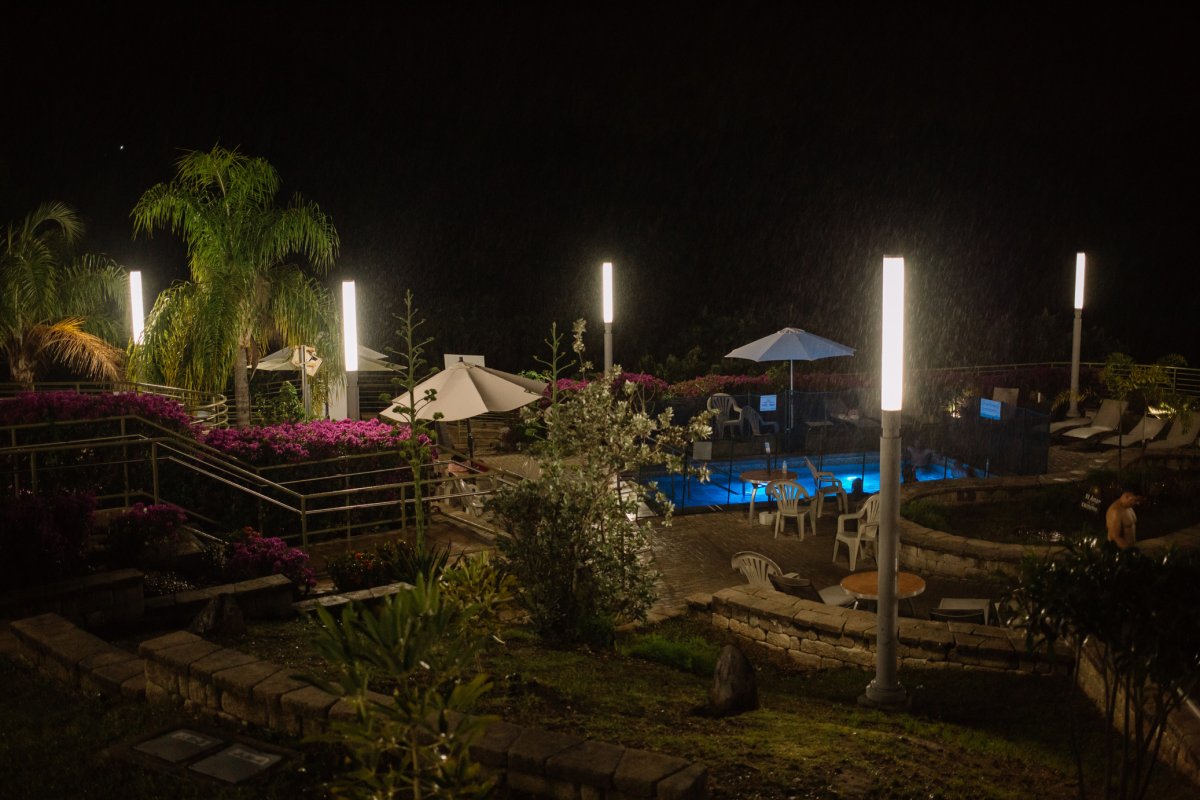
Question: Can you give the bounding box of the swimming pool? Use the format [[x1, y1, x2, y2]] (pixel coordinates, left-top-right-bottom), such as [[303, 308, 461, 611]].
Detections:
[[640, 451, 970, 511]]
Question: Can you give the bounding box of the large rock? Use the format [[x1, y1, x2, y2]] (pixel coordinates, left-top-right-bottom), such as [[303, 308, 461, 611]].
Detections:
[[708, 644, 758, 716], [189, 592, 246, 637]]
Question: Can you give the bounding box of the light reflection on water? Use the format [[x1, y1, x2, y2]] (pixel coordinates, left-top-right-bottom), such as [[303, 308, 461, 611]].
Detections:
[[644, 452, 972, 510]]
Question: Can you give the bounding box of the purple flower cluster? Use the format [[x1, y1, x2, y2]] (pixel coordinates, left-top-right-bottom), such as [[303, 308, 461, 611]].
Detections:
[[200, 418, 432, 465], [0, 391, 197, 435], [547, 378, 590, 396], [225, 529, 316, 590]]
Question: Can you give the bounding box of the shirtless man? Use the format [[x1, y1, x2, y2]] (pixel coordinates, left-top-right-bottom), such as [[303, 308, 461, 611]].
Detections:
[[1105, 491, 1142, 549]]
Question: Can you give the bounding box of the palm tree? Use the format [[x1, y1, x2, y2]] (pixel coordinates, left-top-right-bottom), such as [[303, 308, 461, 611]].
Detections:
[[130, 146, 341, 425], [0, 202, 126, 387]]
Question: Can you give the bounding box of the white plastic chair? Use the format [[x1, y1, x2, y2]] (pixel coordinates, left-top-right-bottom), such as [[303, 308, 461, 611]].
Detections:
[[768, 480, 814, 540], [731, 551, 783, 588], [733, 552, 854, 607], [804, 457, 848, 517], [743, 405, 778, 437], [833, 494, 880, 571], [706, 393, 745, 439]]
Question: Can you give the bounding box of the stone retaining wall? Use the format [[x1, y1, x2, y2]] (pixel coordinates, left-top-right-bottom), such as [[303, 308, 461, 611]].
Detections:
[[0, 569, 144, 630], [143, 574, 295, 624], [696, 585, 1071, 673], [10, 612, 146, 699]]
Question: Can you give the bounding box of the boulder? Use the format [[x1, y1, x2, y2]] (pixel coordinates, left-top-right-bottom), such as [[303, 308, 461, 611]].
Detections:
[[708, 644, 758, 716], [189, 592, 247, 637]]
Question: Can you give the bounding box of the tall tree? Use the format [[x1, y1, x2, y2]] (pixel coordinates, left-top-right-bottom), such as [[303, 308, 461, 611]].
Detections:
[[0, 202, 126, 387], [130, 146, 340, 425]]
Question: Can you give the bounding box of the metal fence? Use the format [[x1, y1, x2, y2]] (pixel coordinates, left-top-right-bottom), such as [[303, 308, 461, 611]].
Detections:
[[0, 380, 228, 427]]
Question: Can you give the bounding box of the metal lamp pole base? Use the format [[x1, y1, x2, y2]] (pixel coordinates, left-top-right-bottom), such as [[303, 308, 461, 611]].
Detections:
[[604, 322, 613, 374], [1067, 309, 1083, 417], [861, 407, 906, 709]]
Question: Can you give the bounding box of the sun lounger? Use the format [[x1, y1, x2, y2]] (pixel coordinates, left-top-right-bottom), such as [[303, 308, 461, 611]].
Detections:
[[1098, 415, 1165, 448], [1145, 412, 1200, 450], [1061, 399, 1126, 440], [1049, 415, 1093, 434]]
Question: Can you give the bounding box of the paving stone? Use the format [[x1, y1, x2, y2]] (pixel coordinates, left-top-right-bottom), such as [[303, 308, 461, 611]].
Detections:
[[84, 657, 145, 695], [189, 743, 284, 784], [656, 762, 709, 800], [279, 686, 339, 736], [508, 727, 583, 775], [252, 669, 308, 730], [613, 748, 690, 797], [546, 740, 626, 787], [139, 630, 205, 657], [470, 720, 526, 768], [154, 640, 224, 676]]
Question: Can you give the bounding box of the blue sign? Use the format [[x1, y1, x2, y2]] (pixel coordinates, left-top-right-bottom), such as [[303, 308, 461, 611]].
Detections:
[[980, 398, 1001, 421], [759, 395, 777, 412]]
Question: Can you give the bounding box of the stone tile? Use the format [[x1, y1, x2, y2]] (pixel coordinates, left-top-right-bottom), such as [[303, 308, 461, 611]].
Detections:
[[613, 748, 690, 797], [251, 669, 308, 730], [279, 686, 339, 736], [470, 720, 526, 768], [546, 740, 626, 787], [138, 630, 205, 657], [508, 727, 583, 775]]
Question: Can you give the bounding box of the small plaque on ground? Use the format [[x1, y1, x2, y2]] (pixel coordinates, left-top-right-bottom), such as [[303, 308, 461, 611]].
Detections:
[[188, 744, 284, 784], [133, 729, 224, 763]]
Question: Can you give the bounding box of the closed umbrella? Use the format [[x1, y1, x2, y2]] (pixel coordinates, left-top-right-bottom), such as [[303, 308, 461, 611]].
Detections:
[[380, 359, 547, 457], [257, 344, 397, 416], [725, 327, 855, 437]]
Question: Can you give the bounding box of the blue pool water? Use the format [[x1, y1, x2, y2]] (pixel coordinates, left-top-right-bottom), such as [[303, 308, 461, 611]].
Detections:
[[641, 452, 970, 510]]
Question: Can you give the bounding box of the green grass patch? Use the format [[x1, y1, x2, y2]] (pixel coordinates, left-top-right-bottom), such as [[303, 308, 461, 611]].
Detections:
[[617, 630, 720, 676]]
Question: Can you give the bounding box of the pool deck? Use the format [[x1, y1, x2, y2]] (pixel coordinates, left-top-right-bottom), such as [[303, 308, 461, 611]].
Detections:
[[306, 443, 1123, 625]]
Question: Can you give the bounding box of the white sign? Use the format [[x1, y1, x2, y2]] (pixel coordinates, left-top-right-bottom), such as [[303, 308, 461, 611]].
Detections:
[[759, 394, 777, 412]]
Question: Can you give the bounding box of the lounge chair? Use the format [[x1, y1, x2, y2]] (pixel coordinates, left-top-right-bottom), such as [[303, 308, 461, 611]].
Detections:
[[743, 405, 778, 438], [929, 607, 987, 625], [992, 387, 1019, 407], [768, 572, 856, 607], [1061, 399, 1127, 441], [1099, 415, 1166, 448], [1146, 412, 1200, 450], [936, 597, 993, 625]]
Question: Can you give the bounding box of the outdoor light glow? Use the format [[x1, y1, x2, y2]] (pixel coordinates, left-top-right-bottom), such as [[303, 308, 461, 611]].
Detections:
[[129, 270, 145, 345], [342, 280, 358, 371], [1074, 252, 1086, 310], [602, 261, 614, 323], [881, 257, 905, 411]]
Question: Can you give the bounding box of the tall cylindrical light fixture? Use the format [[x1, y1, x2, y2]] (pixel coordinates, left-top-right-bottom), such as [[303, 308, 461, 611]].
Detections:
[[1068, 253, 1086, 418], [129, 270, 145, 345], [342, 280, 359, 420], [602, 261, 614, 373], [865, 255, 907, 708]]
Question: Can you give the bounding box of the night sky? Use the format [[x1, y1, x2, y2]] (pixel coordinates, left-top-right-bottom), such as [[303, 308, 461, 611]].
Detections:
[[4, 4, 1198, 376]]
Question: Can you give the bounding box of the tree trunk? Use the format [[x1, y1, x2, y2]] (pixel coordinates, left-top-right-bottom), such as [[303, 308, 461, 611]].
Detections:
[[233, 345, 252, 426]]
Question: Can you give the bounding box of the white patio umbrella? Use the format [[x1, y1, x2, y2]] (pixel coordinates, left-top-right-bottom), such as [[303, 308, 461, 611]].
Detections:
[[380, 360, 547, 456], [257, 344, 397, 417], [725, 327, 855, 434]]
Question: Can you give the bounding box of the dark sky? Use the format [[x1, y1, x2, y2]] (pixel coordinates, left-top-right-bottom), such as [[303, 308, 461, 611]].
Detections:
[[4, 4, 1198, 374]]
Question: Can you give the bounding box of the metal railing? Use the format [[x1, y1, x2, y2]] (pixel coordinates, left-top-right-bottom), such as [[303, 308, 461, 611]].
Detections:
[[0, 380, 229, 427], [1, 415, 519, 548], [920, 361, 1200, 398]]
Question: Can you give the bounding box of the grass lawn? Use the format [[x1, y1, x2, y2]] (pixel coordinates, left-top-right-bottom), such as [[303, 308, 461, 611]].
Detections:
[[4, 614, 1196, 799]]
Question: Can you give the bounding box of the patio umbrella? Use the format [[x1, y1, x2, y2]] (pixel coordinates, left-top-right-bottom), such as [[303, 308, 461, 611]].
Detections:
[[379, 359, 547, 456], [725, 327, 855, 436], [257, 344, 397, 416]]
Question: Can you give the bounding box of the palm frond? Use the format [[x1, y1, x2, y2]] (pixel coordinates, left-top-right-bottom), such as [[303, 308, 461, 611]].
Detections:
[[30, 318, 123, 382]]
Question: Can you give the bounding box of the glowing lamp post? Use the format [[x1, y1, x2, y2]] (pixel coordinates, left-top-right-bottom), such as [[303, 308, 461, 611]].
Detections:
[[602, 261, 614, 373], [129, 270, 145, 345], [864, 255, 907, 708], [1068, 253, 1086, 418], [342, 280, 359, 420]]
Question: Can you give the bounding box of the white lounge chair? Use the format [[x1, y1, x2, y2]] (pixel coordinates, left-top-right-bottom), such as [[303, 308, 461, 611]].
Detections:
[[1099, 415, 1166, 448], [1146, 412, 1200, 450], [1061, 399, 1127, 441]]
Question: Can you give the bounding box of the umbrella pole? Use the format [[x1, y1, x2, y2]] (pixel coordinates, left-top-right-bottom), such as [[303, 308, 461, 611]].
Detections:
[[467, 418, 475, 461]]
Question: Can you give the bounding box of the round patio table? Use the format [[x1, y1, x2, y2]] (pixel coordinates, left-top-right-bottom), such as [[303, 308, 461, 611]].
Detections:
[[840, 570, 926, 615], [738, 469, 797, 523]]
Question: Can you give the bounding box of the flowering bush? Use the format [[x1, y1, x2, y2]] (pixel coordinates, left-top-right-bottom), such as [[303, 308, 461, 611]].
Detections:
[[612, 372, 669, 398], [667, 373, 774, 399], [225, 527, 316, 591], [0, 391, 198, 435], [326, 548, 392, 592], [0, 490, 95, 587], [200, 418, 433, 466], [104, 502, 189, 566]]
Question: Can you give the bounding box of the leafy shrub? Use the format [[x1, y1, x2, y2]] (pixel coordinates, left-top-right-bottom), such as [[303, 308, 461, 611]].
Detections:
[[104, 502, 188, 567], [619, 632, 720, 676], [253, 381, 305, 424], [225, 527, 316, 591], [305, 576, 497, 799], [0, 490, 95, 587], [666, 373, 773, 399], [327, 540, 457, 593]]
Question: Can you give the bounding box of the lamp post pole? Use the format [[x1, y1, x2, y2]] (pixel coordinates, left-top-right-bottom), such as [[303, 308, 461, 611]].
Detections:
[[1068, 253, 1086, 418], [343, 281, 359, 421], [129, 270, 145, 346], [602, 261, 614, 374], [864, 255, 907, 709]]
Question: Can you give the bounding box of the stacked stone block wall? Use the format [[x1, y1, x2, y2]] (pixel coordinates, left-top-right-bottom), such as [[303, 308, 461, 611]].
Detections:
[[9, 612, 146, 698], [697, 585, 1071, 674], [143, 573, 295, 623]]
